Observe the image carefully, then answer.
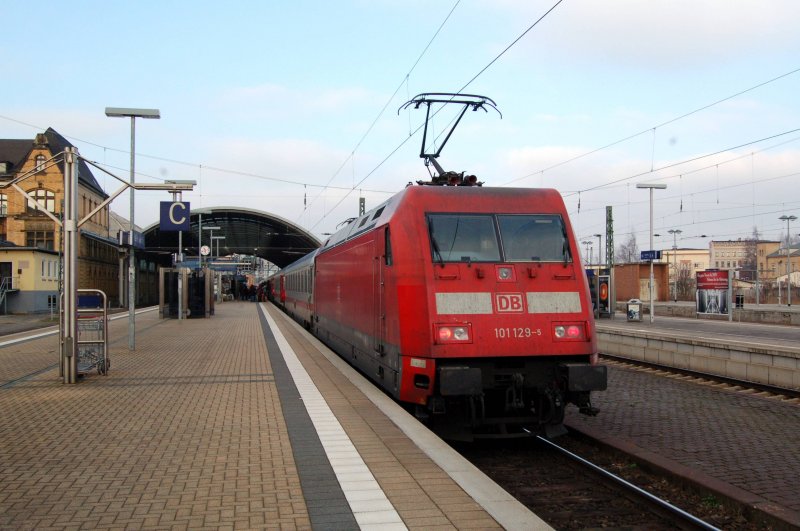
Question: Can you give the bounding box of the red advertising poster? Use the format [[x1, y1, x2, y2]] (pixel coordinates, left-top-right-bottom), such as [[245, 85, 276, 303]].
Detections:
[[696, 270, 729, 290], [696, 270, 730, 314]]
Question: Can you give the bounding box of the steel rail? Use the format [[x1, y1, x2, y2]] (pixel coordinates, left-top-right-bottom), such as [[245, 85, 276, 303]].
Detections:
[[603, 354, 800, 401], [535, 434, 722, 531]]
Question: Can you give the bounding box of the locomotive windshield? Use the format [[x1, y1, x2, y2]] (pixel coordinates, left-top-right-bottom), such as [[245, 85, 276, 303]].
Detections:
[[498, 214, 570, 262], [427, 213, 571, 263], [427, 214, 501, 262]]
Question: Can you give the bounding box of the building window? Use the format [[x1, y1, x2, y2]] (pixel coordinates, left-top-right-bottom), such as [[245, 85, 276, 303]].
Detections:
[[35, 154, 46, 172], [26, 231, 54, 250], [26, 189, 56, 215], [0, 193, 7, 217]]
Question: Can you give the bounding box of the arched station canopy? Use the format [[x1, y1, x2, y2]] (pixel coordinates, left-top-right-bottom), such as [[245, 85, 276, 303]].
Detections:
[[143, 206, 322, 269]]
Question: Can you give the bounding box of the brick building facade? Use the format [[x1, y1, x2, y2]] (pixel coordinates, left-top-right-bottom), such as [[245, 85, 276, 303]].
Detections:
[[613, 262, 669, 302], [0, 129, 120, 312]]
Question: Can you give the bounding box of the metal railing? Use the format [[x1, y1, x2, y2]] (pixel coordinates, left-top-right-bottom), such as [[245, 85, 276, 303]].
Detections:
[[0, 276, 21, 313]]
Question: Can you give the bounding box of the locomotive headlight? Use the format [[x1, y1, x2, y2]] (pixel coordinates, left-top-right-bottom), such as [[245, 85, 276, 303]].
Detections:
[[496, 266, 515, 281], [435, 324, 472, 344], [452, 327, 469, 340], [553, 322, 586, 341]]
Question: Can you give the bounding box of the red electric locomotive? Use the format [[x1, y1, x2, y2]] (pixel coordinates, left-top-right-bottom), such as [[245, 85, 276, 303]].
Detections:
[[272, 183, 606, 439], [272, 93, 606, 439]]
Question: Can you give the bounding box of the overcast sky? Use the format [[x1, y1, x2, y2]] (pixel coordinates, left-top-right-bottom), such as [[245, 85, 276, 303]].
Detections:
[[2, 0, 799, 258]]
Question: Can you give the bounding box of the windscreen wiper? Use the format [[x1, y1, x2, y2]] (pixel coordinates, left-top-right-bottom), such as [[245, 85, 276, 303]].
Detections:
[[428, 220, 445, 267]]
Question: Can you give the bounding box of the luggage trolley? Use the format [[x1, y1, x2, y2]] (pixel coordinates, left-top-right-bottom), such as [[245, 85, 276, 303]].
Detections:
[[60, 289, 110, 376]]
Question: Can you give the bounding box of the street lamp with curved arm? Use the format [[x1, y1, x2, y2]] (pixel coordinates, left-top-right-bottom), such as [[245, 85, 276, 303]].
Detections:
[[779, 215, 797, 306]]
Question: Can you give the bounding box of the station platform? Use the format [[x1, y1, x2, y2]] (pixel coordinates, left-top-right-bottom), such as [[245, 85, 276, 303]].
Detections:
[[0, 302, 549, 530], [567, 359, 800, 528]]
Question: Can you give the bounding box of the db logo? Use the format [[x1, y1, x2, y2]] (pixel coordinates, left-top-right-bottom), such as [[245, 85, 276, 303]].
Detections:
[[495, 293, 525, 313]]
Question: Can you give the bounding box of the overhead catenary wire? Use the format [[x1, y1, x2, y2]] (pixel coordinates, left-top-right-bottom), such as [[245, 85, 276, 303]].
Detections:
[[551, 132, 800, 204], [86, 158, 396, 196], [311, 0, 566, 230], [8, 63, 796, 204], [0, 0, 461, 208], [301, 0, 462, 219], [563, 128, 800, 248], [563, 126, 800, 197], [502, 66, 800, 187], [581, 204, 800, 244], [1, 15, 796, 242]]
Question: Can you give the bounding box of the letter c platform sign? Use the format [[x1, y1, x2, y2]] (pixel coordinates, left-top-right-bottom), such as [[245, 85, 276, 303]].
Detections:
[[160, 201, 190, 231]]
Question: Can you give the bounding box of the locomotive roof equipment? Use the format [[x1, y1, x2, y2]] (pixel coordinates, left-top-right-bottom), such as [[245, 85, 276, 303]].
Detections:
[[399, 93, 501, 186]]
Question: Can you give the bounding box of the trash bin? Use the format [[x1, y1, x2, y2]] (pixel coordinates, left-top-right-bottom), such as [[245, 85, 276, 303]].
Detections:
[[626, 299, 642, 322], [735, 294, 744, 308]]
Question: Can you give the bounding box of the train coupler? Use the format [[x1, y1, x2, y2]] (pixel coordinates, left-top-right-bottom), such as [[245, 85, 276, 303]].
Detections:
[[504, 373, 525, 411], [429, 395, 446, 415]]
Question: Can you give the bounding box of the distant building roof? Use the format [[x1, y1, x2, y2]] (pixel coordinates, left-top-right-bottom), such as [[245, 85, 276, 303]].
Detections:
[[767, 246, 800, 258], [109, 210, 142, 234], [0, 128, 107, 199], [0, 139, 32, 174], [43, 128, 108, 199]]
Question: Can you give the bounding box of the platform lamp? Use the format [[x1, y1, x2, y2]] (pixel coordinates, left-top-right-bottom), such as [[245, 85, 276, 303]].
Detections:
[[593, 234, 603, 267], [211, 235, 225, 260], [202, 226, 220, 265], [779, 215, 797, 306], [636, 183, 667, 323], [581, 240, 593, 266], [105, 107, 160, 351], [668, 229, 683, 302]]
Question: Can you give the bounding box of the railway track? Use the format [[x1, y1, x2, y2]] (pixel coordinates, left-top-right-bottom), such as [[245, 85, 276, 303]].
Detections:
[[454, 431, 765, 530], [602, 354, 800, 405], [535, 434, 721, 530], [454, 353, 800, 530]]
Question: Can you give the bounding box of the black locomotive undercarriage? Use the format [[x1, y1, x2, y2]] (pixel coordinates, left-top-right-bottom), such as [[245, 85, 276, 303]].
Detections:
[[419, 357, 606, 441]]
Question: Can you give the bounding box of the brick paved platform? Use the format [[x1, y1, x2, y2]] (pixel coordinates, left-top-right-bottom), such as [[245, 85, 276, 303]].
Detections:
[[0, 302, 548, 530], [567, 361, 800, 529]]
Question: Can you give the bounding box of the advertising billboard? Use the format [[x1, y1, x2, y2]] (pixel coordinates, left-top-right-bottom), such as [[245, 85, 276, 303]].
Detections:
[[696, 270, 730, 315]]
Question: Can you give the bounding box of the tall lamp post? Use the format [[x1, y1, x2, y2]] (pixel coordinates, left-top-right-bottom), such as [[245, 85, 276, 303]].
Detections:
[[211, 235, 226, 261], [593, 234, 603, 267], [779, 215, 797, 306], [105, 107, 160, 350], [581, 241, 593, 265], [202, 226, 220, 265], [637, 183, 667, 323], [668, 229, 682, 302]]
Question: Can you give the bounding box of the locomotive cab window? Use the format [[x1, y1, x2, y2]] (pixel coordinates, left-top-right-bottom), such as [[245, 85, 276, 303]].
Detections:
[[498, 214, 571, 262], [427, 214, 500, 263], [428, 213, 571, 263]]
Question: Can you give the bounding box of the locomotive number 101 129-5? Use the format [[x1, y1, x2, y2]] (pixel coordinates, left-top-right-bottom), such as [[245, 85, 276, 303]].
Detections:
[[494, 327, 542, 339]]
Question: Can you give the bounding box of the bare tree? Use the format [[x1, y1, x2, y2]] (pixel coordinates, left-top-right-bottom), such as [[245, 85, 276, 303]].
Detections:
[[615, 233, 639, 263], [740, 226, 760, 281], [676, 267, 695, 301], [780, 231, 800, 246]]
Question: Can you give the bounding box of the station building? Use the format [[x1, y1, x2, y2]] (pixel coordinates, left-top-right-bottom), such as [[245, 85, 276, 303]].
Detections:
[[0, 128, 160, 314], [709, 239, 783, 280], [766, 244, 800, 287], [613, 262, 669, 302], [659, 248, 709, 301]]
